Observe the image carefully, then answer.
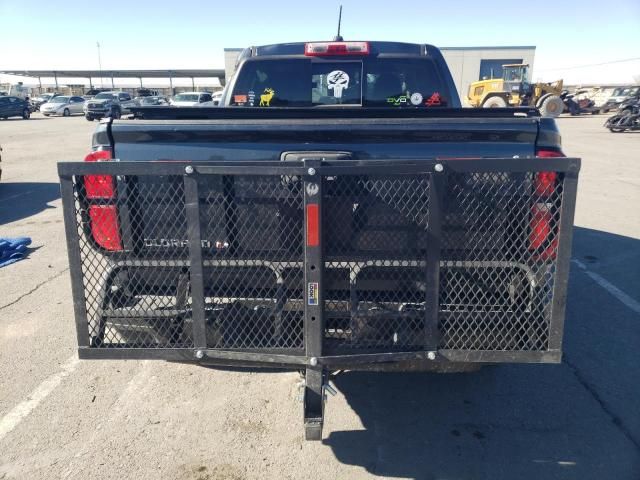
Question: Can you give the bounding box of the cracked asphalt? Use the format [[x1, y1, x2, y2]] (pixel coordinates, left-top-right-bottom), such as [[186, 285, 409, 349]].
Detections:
[[0, 114, 639, 479]]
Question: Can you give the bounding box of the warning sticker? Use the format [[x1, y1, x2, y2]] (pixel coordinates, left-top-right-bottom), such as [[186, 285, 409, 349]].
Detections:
[[308, 282, 319, 305]]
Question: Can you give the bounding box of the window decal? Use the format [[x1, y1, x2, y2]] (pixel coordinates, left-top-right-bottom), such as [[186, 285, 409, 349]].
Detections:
[[259, 88, 275, 106], [425, 92, 442, 106], [386, 95, 408, 106], [327, 70, 350, 99]]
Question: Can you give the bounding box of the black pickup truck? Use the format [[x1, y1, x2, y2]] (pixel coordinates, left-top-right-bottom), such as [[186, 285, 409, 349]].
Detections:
[[58, 41, 580, 440]]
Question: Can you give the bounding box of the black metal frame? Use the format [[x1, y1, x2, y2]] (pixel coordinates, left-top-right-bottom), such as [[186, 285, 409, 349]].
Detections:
[[59, 156, 580, 440]]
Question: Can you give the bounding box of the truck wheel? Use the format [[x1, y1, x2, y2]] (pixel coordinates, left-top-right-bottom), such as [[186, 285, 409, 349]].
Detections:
[[22, 108, 30, 119], [111, 108, 121, 119], [539, 95, 564, 117], [85, 115, 93, 121], [63, 108, 70, 117], [482, 96, 507, 108]]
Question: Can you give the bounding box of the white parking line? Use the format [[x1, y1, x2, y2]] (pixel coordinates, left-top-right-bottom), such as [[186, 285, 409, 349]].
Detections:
[[572, 259, 640, 314], [0, 355, 79, 442]]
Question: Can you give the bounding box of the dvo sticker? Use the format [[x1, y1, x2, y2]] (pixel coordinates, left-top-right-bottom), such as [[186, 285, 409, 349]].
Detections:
[[248, 90, 256, 106], [234, 94, 247, 105], [410, 93, 423, 105], [260, 88, 275, 106], [327, 70, 349, 99], [387, 95, 408, 106], [308, 282, 319, 305]]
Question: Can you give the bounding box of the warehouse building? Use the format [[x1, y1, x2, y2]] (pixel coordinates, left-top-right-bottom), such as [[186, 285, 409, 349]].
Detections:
[[224, 45, 536, 105]]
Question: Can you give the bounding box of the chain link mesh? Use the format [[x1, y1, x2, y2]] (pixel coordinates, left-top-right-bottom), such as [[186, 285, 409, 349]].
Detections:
[[439, 171, 562, 350], [322, 175, 432, 351], [67, 165, 566, 355]]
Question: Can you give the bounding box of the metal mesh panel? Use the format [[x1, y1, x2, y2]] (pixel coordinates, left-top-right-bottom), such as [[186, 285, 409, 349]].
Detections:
[[71, 172, 305, 350], [322, 175, 433, 351], [438, 171, 563, 350], [73, 174, 193, 348], [319, 170, 564, 353], [198, 175, 304, 349]]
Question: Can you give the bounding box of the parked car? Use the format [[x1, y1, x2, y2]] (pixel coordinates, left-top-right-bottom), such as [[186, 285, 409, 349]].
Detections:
[[31, 93, 61, 111], [600, 86, 640, 113], [83, 88, 110, 100], [83, 91, 137, 121], [199, 91, 223, 106], [63, 40, 581, 440], [169, 91, 213, 106], [136, 88, 159, 97], [136, 95, 170, 106], [0, 96, 31, 119], [40, 96, 85, 116]]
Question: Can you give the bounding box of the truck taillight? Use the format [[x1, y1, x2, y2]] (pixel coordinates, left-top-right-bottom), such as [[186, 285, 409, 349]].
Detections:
[[529, 203, 553, 250], [84, 149, 114, 199], [530, 149, 564, 260], [534, 149, 563, 197], [84, 148, 122, 251], [88, 205, 122, 251], [305, 41, 370, 56]]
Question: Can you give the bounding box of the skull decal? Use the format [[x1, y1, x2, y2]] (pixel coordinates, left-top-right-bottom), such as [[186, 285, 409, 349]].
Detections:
[[327, 70, 350, 99]]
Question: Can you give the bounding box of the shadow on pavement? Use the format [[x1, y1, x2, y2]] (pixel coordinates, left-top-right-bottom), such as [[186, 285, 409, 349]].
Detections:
[[324, 226, 640, 479], [0, 182, 61, 224]]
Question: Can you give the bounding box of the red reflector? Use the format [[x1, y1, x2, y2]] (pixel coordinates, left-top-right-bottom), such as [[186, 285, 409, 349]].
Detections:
[[305, 41, 370, 56], [89, 205, 123, 251], [306, 204, 319, 246], [84, 149, 114, 199]]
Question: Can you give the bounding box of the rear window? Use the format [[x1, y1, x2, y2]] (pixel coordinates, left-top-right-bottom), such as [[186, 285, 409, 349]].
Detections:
[[230, 57, 449, 107]]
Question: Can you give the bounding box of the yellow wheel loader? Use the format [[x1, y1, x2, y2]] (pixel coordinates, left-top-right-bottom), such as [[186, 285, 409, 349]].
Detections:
[[466, 64, 565, 117]]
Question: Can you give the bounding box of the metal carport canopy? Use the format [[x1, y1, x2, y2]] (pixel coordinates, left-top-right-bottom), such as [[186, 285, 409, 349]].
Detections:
[[0, 69, 226, 85]]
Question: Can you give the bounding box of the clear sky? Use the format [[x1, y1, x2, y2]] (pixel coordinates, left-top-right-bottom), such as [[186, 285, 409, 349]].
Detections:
[[1, 0, 639, 86]]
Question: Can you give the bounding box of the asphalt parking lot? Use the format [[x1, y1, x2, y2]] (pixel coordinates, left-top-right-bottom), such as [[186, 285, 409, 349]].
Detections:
[[0, 113, 639, 479]]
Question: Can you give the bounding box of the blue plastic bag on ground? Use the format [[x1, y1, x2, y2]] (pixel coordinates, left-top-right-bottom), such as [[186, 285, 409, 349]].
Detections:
[[0, 237, 32, 267]]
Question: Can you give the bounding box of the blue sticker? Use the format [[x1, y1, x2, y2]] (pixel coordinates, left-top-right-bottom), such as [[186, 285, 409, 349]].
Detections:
[[308, 282, 319, 305]]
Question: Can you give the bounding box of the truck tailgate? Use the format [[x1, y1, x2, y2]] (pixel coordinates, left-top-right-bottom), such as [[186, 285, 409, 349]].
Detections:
[[107, 117, 543, 162]]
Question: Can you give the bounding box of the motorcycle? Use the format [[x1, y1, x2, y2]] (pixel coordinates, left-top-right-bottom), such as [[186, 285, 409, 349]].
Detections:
[[604, 98, 640, 132]]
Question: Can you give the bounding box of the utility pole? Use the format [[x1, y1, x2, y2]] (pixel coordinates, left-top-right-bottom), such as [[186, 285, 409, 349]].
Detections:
[[97, 41, 103, 88]]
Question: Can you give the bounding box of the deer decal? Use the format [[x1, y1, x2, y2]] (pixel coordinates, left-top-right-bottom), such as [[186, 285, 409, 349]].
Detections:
[[259, 88, 275, 106]]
